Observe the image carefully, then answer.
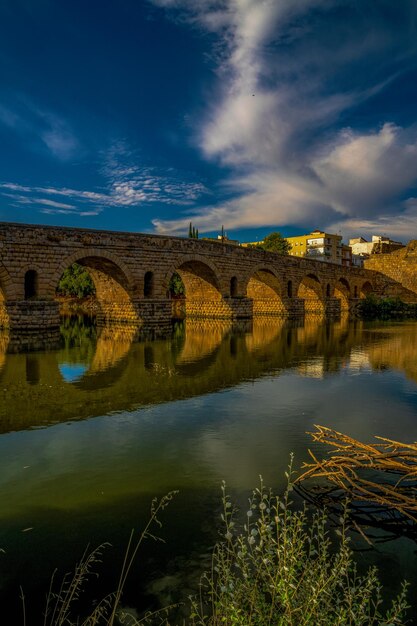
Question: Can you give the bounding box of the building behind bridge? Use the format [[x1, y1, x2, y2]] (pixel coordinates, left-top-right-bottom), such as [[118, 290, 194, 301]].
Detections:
[[349, 235, 404, 266], [285, 230, 352, 267]]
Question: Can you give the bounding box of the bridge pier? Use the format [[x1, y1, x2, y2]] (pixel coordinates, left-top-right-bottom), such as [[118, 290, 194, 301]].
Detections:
[[185, 296, 253, 319], [324, 297, 342, 316], [96, 299, 173, 333], [4, 300, 60, 330], [286, 297, 305, 316], [2, 300, 61, 351]]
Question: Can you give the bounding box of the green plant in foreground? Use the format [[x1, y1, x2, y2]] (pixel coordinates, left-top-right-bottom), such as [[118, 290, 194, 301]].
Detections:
[[189, 463, 409, 626], [20, 465, 410, 625]]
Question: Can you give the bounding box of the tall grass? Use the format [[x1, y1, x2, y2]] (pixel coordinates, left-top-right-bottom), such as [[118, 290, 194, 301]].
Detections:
[[189, 462, 409, 626], [31, 492, 178, 626], [19, 464, 410, 625]]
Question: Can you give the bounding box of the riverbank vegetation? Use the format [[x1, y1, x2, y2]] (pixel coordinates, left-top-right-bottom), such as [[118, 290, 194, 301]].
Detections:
[[27, 460, 409, 626], [357, 294, 417, 320]]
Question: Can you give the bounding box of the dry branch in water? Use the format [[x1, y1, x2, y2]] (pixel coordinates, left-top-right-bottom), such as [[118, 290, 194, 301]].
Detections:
[[296, 425, 417, 522]]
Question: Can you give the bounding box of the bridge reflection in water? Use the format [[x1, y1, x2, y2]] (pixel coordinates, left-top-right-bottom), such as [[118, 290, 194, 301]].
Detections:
[[0, 314, 417, 434], [1, 316, 417, 622]]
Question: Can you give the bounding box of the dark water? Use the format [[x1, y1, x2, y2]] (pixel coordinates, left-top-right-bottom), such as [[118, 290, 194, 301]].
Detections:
[[1, 315, 417, 622]]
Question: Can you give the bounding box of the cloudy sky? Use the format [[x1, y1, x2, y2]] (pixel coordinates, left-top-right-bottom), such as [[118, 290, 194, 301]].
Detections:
[[1, 0, 417, 242]]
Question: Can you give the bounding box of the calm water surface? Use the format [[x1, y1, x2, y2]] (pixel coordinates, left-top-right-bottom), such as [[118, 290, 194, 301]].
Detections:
[[1, 316, 417, 622]]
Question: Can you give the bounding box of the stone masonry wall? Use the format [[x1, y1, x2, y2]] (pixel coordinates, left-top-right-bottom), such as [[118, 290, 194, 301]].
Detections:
[[0, 222, 397, 328], [364, 242, 417, 302]]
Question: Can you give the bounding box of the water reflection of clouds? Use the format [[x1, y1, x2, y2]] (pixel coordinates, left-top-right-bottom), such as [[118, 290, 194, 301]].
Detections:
[[2, 321, 417, 515], [1, 363, 417, 520]]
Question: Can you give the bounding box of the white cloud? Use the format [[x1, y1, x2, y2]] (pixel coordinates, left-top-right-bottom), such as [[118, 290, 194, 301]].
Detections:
[[0, 140, 209, 218], [101, 141, 210, 206], [150, 0, 417, 239], [0, 97, 79, 160], [37, 198, 76, 210], [328, 197, 417, 242], [312, 123, 417, 216]]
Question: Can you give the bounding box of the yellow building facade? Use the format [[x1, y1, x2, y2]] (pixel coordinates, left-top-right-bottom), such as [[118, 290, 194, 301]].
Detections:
[[286, 230, 346, 265]]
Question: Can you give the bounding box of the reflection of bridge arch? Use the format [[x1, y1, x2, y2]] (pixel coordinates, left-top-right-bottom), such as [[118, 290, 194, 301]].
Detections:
[[297, 274, 325, 314], [0, 316, 384, 434], [334, 277, 351, 311], [244, 266, 287, 316], [58, 323, 138, 390]]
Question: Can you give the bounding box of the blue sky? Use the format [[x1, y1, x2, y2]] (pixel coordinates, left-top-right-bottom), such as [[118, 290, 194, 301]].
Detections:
[[1, 0, 417, 242]]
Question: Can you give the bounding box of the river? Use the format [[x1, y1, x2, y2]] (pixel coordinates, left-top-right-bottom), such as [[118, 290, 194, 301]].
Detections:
[[0, 315, 417, 622]]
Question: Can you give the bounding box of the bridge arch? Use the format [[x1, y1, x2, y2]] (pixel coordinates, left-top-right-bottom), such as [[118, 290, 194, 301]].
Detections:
[[0, 264, 15, 329], [52, 249, 135, 296], [334, 277, 351, 311], [0, 263, 17, 300], [244, 266, 287, 316], [52, 250, 137, 323], [164, 254, 229, 318], [297, 273, 325, 314], [360, 280, 374, 298], [165, 255, 222, 299]]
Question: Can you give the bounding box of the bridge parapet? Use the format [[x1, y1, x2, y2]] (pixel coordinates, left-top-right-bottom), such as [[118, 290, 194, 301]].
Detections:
[[0, 222, 390, 333]]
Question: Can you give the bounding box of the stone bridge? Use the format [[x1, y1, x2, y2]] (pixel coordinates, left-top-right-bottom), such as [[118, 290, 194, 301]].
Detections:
[[0, 222, 411, 336]]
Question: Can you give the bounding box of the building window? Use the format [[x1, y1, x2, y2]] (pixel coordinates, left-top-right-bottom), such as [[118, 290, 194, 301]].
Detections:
[[354, 286, 358, 298], [287, 280, 293, 298], [230, 276, 238, 297], [24, 270, 38, 299], [326, 283, 331, 297], [144, 271, 154, 297]]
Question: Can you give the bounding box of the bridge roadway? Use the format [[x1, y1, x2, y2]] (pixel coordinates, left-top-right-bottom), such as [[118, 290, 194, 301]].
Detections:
[[0, 222, 412, 338]]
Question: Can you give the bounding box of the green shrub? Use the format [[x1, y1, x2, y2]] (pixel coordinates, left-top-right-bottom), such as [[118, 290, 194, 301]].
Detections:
[[18, 468, 410, 625], [169, 272, 185, 297], [357, 295, 417, 320], [189, 466, 409, 626], [57, 263, 96, 298]]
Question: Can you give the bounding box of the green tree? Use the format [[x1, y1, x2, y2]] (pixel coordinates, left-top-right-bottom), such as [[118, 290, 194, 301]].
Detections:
[[255, 231, 290, 255], [188, 222, 199, 239], [57, 263, 96, 298], [169, 272, 185, 296]]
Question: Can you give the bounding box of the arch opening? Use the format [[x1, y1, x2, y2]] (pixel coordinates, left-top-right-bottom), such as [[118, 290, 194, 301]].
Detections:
[[25, 270, 38, 300], [297, 274, 325, 314], [246, 269, 286, 316], [144, 271, 154, 298], [56, 256, 136, 324], [171, 260, 226, 319], [360, 281, 373, 299], [0, 281, 7, 328], [334, 277, 351, 311], [174, 260, 221, 300], [230, 276, 238, 297]]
